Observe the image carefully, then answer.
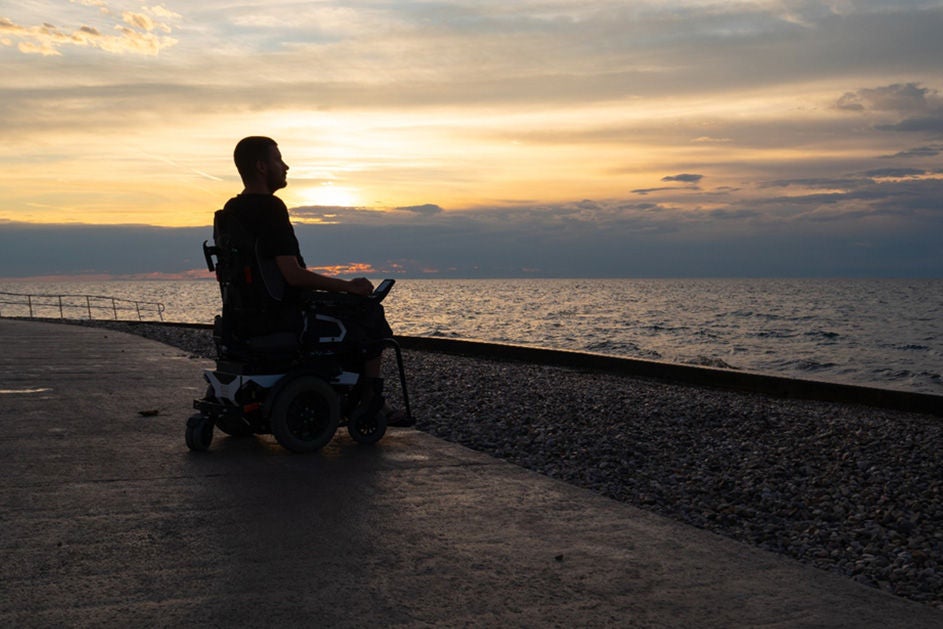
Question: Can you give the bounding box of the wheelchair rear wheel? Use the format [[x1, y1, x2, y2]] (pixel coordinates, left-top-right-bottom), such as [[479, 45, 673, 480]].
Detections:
[[270, 376, 340, 453]]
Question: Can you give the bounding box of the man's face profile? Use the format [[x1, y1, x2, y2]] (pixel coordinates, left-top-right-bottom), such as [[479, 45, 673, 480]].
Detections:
[[262, 145, 289, 193]]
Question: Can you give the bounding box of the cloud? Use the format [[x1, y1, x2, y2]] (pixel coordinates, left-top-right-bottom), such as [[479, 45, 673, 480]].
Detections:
[[876, 115, 943, 134], [394, 204, 443, 216], [837, 83, 943, 136], [861, 168, 926, 179], [632, 174, 703, 195], [290, 204, 446, 225], [751, 176, 943, 222], [662, 174, 704, 183], [0, 5, 179, 56], [122, 12, 156, 32], [631, 187, 682, 196], [762, 177, 865, 190], [34, 1, 936, 105], [290, 206, 388, 225], [0, 223, 208, 277], [692, 136, 732, 144], [883, 145, 943, 158], [70, 0, 108, 11], [837, 83, 940, 114], [310, 262, 376, 276], [707, 209, 760, 220]]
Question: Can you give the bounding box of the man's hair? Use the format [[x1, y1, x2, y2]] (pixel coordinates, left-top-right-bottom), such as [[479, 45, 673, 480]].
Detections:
[[233, 136, 277, 182]]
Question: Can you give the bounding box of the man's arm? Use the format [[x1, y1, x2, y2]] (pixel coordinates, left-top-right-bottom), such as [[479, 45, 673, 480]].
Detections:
[[275, 255, 373, 296]]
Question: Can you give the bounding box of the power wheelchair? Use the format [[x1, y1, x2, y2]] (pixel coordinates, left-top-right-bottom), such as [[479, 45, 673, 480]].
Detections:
[[186, 211, 412, 453]]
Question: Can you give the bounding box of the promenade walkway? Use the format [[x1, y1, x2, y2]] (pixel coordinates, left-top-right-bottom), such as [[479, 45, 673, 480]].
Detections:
[[1, 318, 941, 627]]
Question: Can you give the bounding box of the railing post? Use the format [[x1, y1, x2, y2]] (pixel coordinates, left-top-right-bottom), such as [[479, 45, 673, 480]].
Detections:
[[58, 295, 64, 319], [28, 295, 33, 318], [112, 298, 118, 320], [86, 296, 92, 320], [136, 302, 142, 320]]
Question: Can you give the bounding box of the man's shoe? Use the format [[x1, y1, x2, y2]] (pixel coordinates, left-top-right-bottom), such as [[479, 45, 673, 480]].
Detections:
[[385, 407, 415, 427]]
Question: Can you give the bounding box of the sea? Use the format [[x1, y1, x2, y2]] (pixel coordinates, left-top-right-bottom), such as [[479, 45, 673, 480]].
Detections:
[[1, 278, 940, 395]]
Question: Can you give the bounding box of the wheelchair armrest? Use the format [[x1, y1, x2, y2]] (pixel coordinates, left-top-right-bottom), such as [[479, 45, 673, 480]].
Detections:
[[302, 291, 368, 308], [244, 332, 300, 353]]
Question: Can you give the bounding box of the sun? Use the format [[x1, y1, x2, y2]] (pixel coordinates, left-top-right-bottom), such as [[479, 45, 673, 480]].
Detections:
[[298, 183, 361, 207]]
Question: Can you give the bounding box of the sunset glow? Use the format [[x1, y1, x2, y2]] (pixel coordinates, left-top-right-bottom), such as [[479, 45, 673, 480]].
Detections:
[[294, 184, 362, 211], [1, 1, 941, 277]]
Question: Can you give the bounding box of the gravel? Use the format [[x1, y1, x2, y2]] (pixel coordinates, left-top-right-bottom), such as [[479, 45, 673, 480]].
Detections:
[[67, 319, 943, 609]]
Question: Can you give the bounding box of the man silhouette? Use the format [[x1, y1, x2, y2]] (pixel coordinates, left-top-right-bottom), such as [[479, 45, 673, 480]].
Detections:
[[218, 136, 410, 425]]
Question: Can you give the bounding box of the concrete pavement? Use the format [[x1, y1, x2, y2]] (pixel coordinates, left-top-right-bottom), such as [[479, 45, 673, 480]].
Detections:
[[1, 318, 941, 627]]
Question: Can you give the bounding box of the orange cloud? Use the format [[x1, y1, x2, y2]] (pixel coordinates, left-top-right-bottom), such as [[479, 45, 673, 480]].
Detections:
[[310, 262, 377, 276]]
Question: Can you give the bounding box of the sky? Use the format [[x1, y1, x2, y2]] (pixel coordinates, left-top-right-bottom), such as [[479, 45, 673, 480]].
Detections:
[[1, 0, 942, 278]]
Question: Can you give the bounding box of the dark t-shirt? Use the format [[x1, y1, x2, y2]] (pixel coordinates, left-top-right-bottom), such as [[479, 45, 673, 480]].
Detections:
[[221, 193, 305, 265], [217, 193, 305, 334]]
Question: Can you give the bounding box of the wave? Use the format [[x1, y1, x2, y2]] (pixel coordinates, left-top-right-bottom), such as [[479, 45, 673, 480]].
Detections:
[[895, 343, 931, 352], [421, 327, 464, 339], [804, 330, 841, 340], [754, 330, 800, 339], [584, 340, 662, 359], [776, 359, 840, 373], [685, 355, 739, 370]]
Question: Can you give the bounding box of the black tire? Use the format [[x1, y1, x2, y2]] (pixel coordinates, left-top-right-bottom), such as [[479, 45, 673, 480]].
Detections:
[[270, 376, 339, 453], [347, 407, 387, 445], [203, 385, 254, 437], [185, 414, 214, 451]]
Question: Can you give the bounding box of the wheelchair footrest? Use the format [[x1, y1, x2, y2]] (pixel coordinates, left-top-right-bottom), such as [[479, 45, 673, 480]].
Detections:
[[193, 397, 242, 418]]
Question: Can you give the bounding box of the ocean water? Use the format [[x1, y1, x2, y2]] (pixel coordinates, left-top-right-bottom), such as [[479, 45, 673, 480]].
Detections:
[[1, 278, 940, 395]]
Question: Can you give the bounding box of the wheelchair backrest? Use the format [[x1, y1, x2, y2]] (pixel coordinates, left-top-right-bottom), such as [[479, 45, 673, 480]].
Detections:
[[209, 209, 290, 340]]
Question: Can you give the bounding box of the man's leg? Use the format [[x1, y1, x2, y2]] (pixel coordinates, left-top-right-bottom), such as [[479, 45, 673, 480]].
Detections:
[[348, 302, 413, 426], [363, 354, 381, 378]]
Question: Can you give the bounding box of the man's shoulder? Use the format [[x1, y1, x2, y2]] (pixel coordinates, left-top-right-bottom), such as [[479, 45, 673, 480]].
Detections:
[[220, 195, 290, 232], [223, 193, 287, 213]]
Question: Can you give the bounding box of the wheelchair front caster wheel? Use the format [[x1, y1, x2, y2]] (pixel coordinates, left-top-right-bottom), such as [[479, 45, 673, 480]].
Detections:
[[185, 414, 214, 451], [348, 408, 387, 445]]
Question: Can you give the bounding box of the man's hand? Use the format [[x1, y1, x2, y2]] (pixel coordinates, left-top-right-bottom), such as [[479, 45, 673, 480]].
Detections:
[[346, 277, 374, 296], [276, 256, 375, 295]]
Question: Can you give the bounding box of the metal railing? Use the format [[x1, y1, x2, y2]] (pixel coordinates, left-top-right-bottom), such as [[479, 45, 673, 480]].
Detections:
[[0, 291, 165, 321]]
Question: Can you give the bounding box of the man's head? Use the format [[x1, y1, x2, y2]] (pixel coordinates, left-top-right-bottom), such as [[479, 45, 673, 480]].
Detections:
[[233, 136, 289, 193]]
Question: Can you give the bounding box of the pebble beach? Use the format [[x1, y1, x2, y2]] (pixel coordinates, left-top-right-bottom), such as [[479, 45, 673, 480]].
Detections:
[[73, 320, 943, 609]]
